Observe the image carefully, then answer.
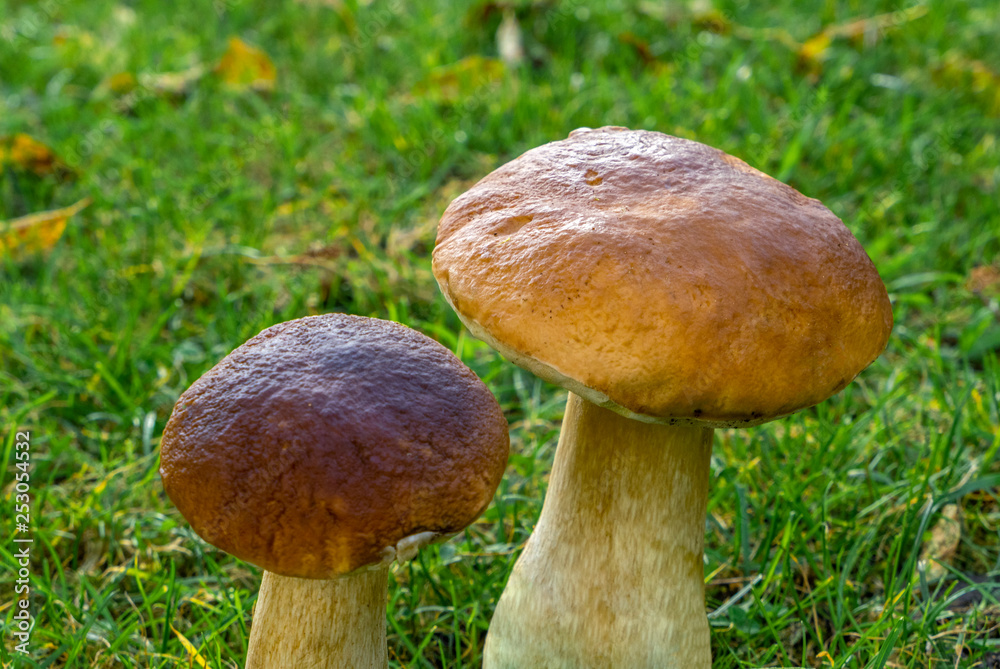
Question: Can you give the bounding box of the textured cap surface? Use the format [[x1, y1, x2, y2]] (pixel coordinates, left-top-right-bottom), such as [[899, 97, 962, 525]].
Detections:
[[433, 126, 893, 426], [159, 314, 509, 579]]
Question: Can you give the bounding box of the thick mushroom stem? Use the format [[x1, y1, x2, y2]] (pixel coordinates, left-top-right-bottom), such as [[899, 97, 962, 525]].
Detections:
[[245, 565, 390, 669], [484, 392, 713, 668]]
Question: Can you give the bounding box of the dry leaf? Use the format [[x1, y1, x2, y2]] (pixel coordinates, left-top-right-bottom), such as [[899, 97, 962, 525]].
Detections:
[[214, 37, 277, 93], [796, 5, 929, 76], [97, 67, 206, 110], [412, 55, 505, 103], [0, 198, 91, 256], [692, 8, 732, 35], [968, 264, 1000, 307], [171, 625, 210, 669], [968, 265, 1000, 297], [832, 5, 928, 41], [497, 9, 525, 67], [244, 244, 346, 269], [918, 503, 962, 582], [798, 32, 832, 67], [140, 65, 207, 98], [619, 32, 656, 66], [0, 134, 71, 177]]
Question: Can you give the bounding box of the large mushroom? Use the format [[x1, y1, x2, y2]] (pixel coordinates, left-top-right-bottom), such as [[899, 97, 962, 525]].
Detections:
[[159, 314, 509, 668], [432, 126, 893, 667]]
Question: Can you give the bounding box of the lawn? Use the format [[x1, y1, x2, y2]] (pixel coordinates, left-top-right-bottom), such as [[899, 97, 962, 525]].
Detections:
[[1, 0, 999, 667]]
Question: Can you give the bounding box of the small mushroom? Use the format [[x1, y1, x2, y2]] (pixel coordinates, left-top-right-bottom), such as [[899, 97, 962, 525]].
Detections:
[[159, 314, 509, 668], [432, 127, 893, 667]]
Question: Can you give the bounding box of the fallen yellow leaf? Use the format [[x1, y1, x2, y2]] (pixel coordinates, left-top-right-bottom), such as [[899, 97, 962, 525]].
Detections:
[[170, 625, 210, 668], [0, 198, 91, 256], [215, 37, 277, 92], [0, 134, 70, 177], [798, 32, 832, 66], [796, 5, 928, 76]]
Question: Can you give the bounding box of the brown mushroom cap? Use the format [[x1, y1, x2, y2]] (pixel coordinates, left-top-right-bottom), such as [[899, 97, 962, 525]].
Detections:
[[433, 126, 893, 427], [159, 314, 509, 579]]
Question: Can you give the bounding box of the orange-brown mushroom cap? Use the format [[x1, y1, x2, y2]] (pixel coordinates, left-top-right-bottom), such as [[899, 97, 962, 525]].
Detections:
[[433, 126, 893, 427], [159, 314, 509, 579]]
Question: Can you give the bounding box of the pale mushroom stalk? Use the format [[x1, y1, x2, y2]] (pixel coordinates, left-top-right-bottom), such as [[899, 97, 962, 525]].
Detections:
[[246, 567, 389, 669], [244, 531, 440, 668], [486, 393, 713, 667]]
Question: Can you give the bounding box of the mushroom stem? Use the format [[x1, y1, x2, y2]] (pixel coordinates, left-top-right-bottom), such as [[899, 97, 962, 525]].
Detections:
[[245, 565, 389, 669], [484, 392, 713, 668]]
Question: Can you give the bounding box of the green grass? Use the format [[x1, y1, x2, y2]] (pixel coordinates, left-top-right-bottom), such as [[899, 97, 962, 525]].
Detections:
[[1, 0, 999, 666]]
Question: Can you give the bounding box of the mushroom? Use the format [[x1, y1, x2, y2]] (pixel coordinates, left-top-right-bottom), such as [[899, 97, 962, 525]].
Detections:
[[159, 314, 509, 668], [432, 127, 893, 667]]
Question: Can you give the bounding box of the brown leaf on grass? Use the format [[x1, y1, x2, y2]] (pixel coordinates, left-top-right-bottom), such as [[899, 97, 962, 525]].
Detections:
[[214, 37, 277, 93], [0, 134, 73, 178], [691, 8, 732, 35], [411, 55, 505, 103], [796, 4, 929, 76], [619, 32, 656, 66], [78, 530, 108, 575], [244, 243, 347, 269], [918, 503, 962, 582], [0, 198, 91, 257], [968, 264, 1000, 301], [465, 1, 511, 26]]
